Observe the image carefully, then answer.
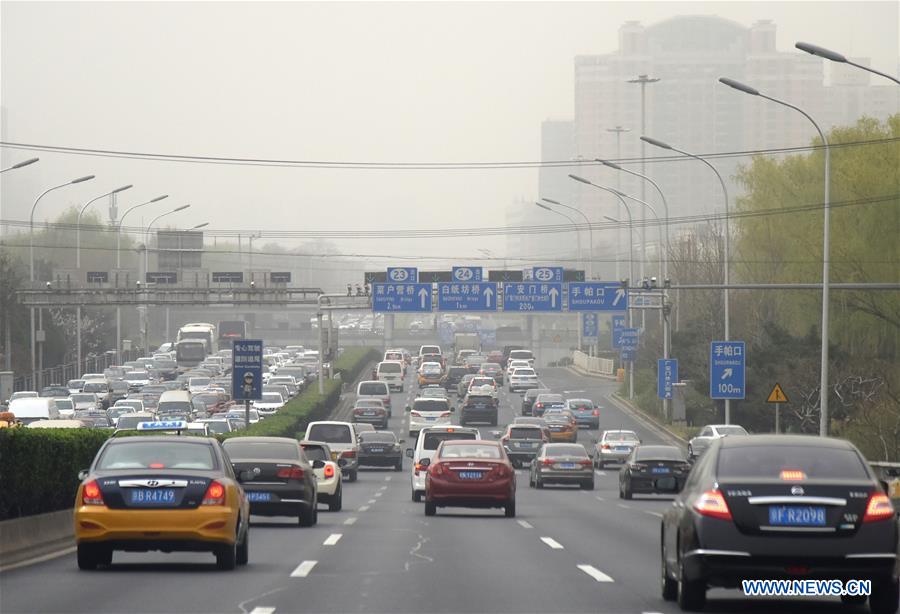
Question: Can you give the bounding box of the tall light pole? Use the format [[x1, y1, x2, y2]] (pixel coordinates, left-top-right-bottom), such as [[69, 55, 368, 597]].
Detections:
[[192, 222, 209, 229], [795, 42, 900, 85], [0, 157, 39, 173], [642, 134, 733, 423], [540, 198, 593, 279], [606, 127, 630, 279], [570, 174, 637, 400], [29, 174, 95, 388], [718, 76, 832, 437], [534, 202, 582, 270], [77, 185, 133, 269]]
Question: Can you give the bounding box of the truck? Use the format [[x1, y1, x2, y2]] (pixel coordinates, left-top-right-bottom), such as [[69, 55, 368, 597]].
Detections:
[[217, 320, 248, 349], [453, 333, 481, 359], [176, 323, 216, 354]]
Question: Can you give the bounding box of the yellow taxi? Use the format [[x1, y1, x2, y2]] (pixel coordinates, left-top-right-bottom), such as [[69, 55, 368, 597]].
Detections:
[[544, 410, 579, 443], [418, 361, 444, 386], [74, 421, 250, 570]]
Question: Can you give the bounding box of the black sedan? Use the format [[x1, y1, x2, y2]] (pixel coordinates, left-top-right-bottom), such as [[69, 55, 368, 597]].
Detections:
[[661, 435, 898, 612], [222, 437, 319, 527], [357, 431, 403, 471], [619, 445, 690, 499]]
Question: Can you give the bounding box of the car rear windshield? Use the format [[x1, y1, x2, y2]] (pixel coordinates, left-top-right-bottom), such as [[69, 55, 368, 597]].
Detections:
[[260, 393, 283, 403], [98, 441, 216, 470], [448, 367, 468, 377], [604, 432, 638, 442], [359, 383, 388, 396], [509, 351, 533, 360], [545, 444, 588, 457], [414, 400, 449, 412], [158, 402, 192, 413], [717, 426, 749, 436], [189, 378, 210, 386], [379, 363, 402, 373], [71, 394, 96, 403], [360, 432, 396, 444], [355, 399, 385, 408], [514, 369, 536, 376], [308, 424, 353, 444], [466, 396, 493, 405], [635, 446, 686, 461], [422, 431, 477, 450], [223, 441, 300, 460], [538, 395, 564, 403], [82, 383, 107, 392], [568, 401, 593, 410], [509, 427, 543, 439], [440, 444, 501, 459], [481, 363, 501, 371], [717, 445, 869, 480], [420, 346, 440, 355]]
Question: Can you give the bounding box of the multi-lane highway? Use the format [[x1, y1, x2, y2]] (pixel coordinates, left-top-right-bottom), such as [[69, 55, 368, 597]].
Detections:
[[0, 368, 862, 614]]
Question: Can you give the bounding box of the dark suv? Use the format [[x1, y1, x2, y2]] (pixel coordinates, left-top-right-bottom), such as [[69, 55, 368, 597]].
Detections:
[[521, 388, 550, 416], [460, 394, 498, 427], [443, 366, 469, 393]]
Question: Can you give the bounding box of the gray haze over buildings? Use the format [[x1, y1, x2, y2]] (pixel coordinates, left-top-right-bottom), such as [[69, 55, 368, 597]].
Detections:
[[1, 1, 897, 290]]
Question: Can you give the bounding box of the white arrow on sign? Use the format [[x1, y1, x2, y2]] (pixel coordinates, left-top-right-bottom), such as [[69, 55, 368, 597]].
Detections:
[[484, 286, 494, 307], [613, 288, 626, 306], [418, 288, 429, 309], [721, 368, 733, 380], [549, 287, 559, 308]]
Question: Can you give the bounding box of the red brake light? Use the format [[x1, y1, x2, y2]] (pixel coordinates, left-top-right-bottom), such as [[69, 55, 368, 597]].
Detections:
[[440, 412, 451, 418], [863, 493, 895, 522], [341, 450, 357, 459], [601, 444, 610, 450], [780, 469, 806, 481], [541, 458, 554, 466], [149, 462, 165, 469], [410, 411, 422, 417], [277, 466, 305, 480], [592, 409, 599, 416], [693, 489, 732, 520], [430, 462, 445, 477], [202, 480, 226, 505], [82, 480, 104, 506], [323, 464, 335, 479], [578, 458, 592, 467], [535, 403, 543, 409]]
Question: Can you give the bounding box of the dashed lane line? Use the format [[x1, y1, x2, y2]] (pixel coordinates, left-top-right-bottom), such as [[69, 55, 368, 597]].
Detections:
[[367, 499, 377, 504], [577, 564, 615, 583], [323, 533, 342, 546], [290, 560, 318, 578], [644, 510, 664, 518], [617, 503, 631, 510], [359, 505, 370, 512], [517, 520, 533, 529], [594, 470, 607, 477], [343, 517, 358, 525], [385, 476, 392, 481], [595, 496, 605, 501], [249, 608, 276, 614], [540, 537, 564, 550], [374, 492, 383, 498]]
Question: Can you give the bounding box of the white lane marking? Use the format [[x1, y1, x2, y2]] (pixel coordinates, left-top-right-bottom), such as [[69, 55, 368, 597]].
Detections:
[[517, 520, 533, 529], [374, 492, 383, 498], [323, 533, 342, 546], [645, 510, 664, 518], [617, 503, 631, 509], [577, 564, 615, 583], [250, 608, 276, 614], [343, 516, 358, 525], [540, 537, 564, 550], [367, 498, 377, 504], [594, 470, 606, 477], [359, 505, 370, 512], [595, 496, 605, 501], [385, 476, 392, 481], [290, 560, 318, 577], [379, 485, 388, 491]]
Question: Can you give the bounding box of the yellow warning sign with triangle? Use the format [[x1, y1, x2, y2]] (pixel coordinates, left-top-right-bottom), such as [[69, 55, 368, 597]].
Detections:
[[766, 383, 789, 404]]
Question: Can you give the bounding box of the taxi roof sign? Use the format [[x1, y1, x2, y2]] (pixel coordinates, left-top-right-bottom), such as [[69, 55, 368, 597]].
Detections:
[[766, 383, 789, 404], [136, 420, 189, 431]]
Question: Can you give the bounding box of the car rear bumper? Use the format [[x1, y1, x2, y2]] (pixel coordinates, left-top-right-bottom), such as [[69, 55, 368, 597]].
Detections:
[[548, 431, 578, 442], [573, 416, 599, 428], [599, 450, 632, 462], [74, 506, 237, 545], [428, 495, 512, 509], [625, 475, 686, 492], [409, 418, 451, 432], [461, 409, 497, 423], [537, 468, 593, 483], [358, 453, 402, 466], [353, 415, 388, 425], [248, 498, 314, 517], [509, 381, 538, 391]]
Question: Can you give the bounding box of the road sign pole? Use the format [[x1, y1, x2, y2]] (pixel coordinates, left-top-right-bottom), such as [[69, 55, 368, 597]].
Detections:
[[76, 305, 82, 373], [317, 312, 324, 395], [327, 311, 334, 379], [775, 402, 780, 434], [245, 399, 250, 429]]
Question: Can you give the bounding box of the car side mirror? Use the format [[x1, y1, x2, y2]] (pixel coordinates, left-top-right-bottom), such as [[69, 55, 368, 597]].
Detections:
[[405, 405, 411, 413], [418, 458, 430, 467], [398, 439, 405, 444], [312, 459, 325, 469], [78, 469, 89, 481], [405, 448, 414, 458], [450, 406, 456, 413]]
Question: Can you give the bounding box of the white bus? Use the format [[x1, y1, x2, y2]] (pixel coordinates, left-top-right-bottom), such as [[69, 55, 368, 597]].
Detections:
[[176, 322, 216, 354]]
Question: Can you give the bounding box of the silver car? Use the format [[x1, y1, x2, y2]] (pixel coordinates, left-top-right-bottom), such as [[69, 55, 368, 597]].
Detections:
[[593, 429, 641, 468], [687, 424, 748, 460], [530, 443, 594, 489]]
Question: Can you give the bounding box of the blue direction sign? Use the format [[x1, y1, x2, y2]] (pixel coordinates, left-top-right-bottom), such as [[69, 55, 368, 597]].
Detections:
[[658, 359, 678, 400], [568, 282, 628, 312], [611, 315, 626, 348], [502, 282, 563, 312], [532, 266, 564, 283], [387, 267, 417, 283], [710, 341, 746, 399], [582, 313, 599, 338], [372, 282, 432, 312], [452, 267, 483, 282], [232, 339, 263, 401], [437, 282, 497, 311], [619, 327, 639, 362]]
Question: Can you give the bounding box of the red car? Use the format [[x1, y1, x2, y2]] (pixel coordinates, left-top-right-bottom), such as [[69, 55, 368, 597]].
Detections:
[[423, 440, 516, 517]]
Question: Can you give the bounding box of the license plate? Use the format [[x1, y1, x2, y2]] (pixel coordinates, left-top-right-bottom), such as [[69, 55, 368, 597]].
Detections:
[[458, 471, 483, 480], [559, 463, 577, 469], [247, 492, 272, 502], [768, 505, 826, 526], [128, 488, 176, 506], [652, 467, 671, 474], [369, 448, 384, 453], [615, 446, 630, 451], [364, 411, 375, 415], [426, 417, 436, 421]]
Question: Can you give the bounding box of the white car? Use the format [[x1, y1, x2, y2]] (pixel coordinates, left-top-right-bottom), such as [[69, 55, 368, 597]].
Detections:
[[687, 424, 749, 460], [225, 409, 261, 425], [187, 377, 211, 394], [196, 418, 233, 435], [467, 376, 499, 400], [252, 392, 285, 416], [124, 371, 151, 390], [406, 397, 454, 437], [299, 440, 343, 511], [506, 359, 531, 373], [406, 425, 480, 502], [113, 399, 146, 413], [508, 367, 539, 392], [81, 380, 110, 405], [70, 392, 101, 411], [376, 360, 405, 391], [54, 397, 76, 419]]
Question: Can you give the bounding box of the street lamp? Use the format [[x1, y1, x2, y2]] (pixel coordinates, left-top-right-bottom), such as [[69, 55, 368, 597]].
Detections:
[[76, 185, 133, 269], [0, 157, 39, 173], [28, 174, 95, 389], [718, 76, 832, 437], [533, 202, 582, 270], [145, 204, 190, 275], [795, 42, 900, 85], [191, 222, 209, 229], [605, 127, 630, 279], [540, 198, 594, 279], [627, 75, 661, 290]]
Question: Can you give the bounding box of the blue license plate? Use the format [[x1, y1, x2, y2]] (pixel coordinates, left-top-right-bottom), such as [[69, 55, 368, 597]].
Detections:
[[652, 467, 671, 474], [768, 505, 826, 526], [458, 471, 483, 480], [128, 488, 176, 506], [615, 446, 630, 451], [247, 492, 272, 502], [369, 448, 384, 453], [559, 463, 577, 469]]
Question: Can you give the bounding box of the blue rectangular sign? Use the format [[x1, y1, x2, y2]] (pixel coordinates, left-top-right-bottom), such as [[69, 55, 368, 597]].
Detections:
[[710, 341, 746, 400], [568, 282, 628, 312], [582, 313, 599, 339], [620, 349, 636, 362], [452, 267, 483, 282], [386, 267, 418, 284], [611, 315, 626, 348], [232, 339, 263, 401], [372, 282, 433, 312], [437, 282, 497, 311], [619, 327, 639, 362], [502, 282, 563, 312], [658, 359, 678, 400], [532, 266, 564, 283]]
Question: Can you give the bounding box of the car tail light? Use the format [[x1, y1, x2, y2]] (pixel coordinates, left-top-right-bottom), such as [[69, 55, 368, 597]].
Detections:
[[341, 450, 356, 459], [578, 459, 592, 467], [863, 493, 895, 522], [693, 489, 731, 520], [440, 412, 451, 418], [202, 480, 226, 505], [780, 469, 806, 481], [82, 480, 104, 506], [601, 444, 610, 450], [414, 463, 426, 475], [592, 409, 599, 416], [410, 411, 421, 417], [631, 463, 648, 471], [541, 458, 554, 466], [277, 466, 305, 480], [430, 463, 445, 477], [535, 403, 543, 409], [323, 464, 335, 479]]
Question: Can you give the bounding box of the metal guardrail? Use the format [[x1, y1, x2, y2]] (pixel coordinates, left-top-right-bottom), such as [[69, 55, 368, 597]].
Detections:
[[12, 349, 141, 393], [16, 287, 325, 307]]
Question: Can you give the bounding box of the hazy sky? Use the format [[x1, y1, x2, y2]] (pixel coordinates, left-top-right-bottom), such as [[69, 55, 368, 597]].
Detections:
[[2, 1, 897, 265]]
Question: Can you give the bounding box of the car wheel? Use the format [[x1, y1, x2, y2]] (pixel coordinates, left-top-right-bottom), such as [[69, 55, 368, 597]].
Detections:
[[505, 499, 516, 518], [676, 553, 706, 611], [535, 475, 544, 489], [661, 540, 678, 601], [622, 481, 633, 500], [582, 480, 594, 491], [216, 542, 237, 571], [236, 525, 249, 566], [687, 445, 694, 460], [597, 460, 605, 469], [394, 461, 403, 471], [77, 543, 99, 570], [328, 486, 343, 512], [413, 489, 423, 502], [869, 578, 899, 614], [840, 594, 867, 606], [348, 470, 358, 483], [424, 501, 436, 516], [529, 473, 535, 488], [299, 503, 316, 527]]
